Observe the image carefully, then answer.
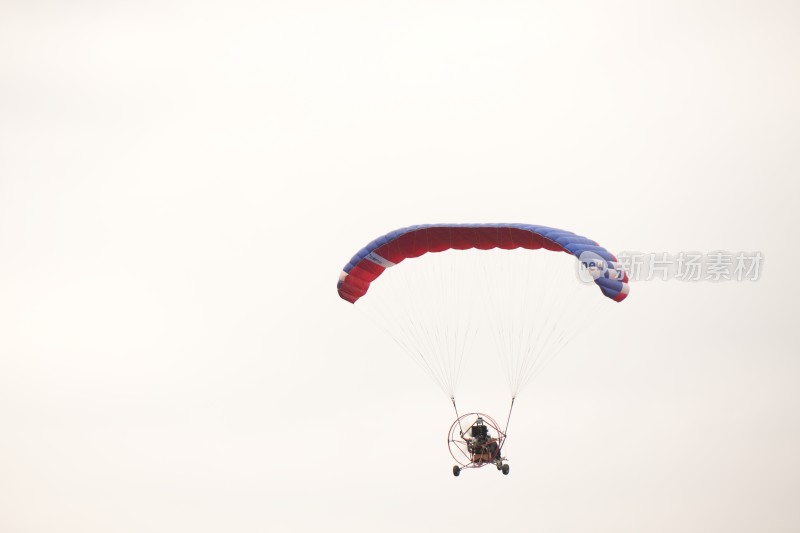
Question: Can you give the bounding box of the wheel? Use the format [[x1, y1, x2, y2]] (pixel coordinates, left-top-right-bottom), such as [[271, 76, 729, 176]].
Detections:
[[496, 462, 503, 470], [453, 465, 461, 477], [502, 464, 510, 475]]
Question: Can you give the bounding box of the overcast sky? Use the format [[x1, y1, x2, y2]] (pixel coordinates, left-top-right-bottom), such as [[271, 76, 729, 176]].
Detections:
[[1, 1, 799, 532]]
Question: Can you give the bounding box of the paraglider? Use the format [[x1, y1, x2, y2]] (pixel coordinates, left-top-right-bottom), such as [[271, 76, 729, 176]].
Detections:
[[337, 224, 629, 475]]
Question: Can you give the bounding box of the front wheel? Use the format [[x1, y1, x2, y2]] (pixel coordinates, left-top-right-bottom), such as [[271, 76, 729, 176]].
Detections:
[[502, 464, 510, 475], [453, 465, 461, 477]]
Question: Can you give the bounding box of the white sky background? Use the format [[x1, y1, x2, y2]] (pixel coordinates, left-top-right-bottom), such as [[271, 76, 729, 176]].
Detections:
[[1, 1, 799, 531]]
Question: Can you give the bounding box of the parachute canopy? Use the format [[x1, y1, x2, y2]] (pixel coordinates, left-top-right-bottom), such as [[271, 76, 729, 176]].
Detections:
[[337, 223, 629, 304]]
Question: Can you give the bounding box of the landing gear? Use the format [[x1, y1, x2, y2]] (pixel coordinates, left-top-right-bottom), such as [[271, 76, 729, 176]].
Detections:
[[494, 458, 510, 475], [453, 461, 509, 476]]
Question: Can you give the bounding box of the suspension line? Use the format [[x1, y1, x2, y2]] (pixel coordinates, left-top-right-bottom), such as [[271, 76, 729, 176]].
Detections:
[[500, 397, 516, 451]]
